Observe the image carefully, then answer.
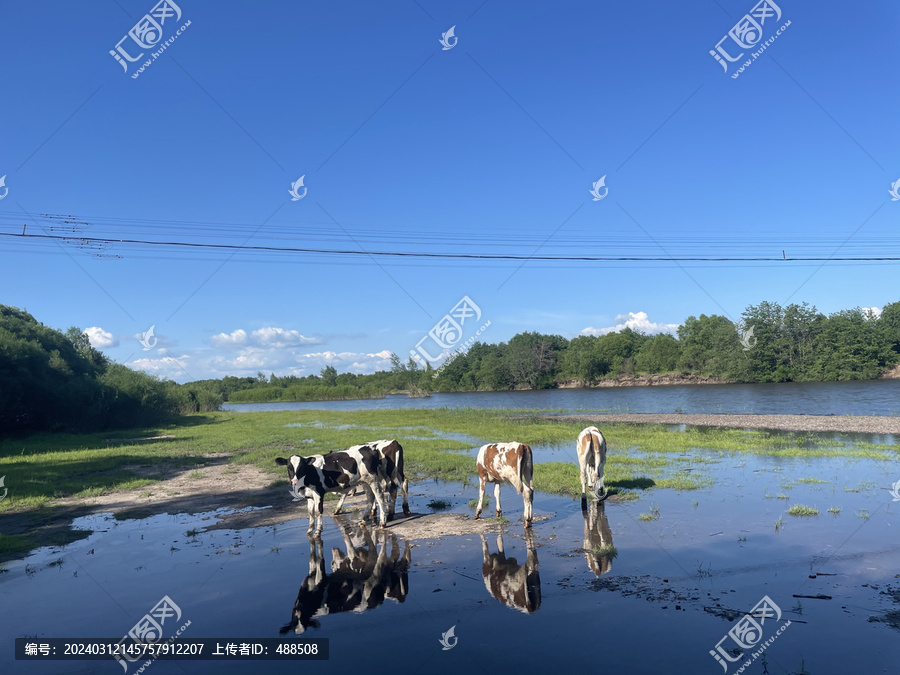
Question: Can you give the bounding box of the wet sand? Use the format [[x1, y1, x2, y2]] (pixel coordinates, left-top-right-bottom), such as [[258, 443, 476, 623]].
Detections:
[[553, 413, 900, 434]]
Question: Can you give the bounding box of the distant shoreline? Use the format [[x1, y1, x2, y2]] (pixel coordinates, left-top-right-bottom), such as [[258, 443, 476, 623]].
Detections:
[[552, 413, 900, 435]]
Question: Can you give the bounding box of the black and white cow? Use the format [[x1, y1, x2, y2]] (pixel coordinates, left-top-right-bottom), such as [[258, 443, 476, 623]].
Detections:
[[333, 440, 410, 520], [275, 446, 388, 534], [479, 532, 541, 614], [279, 525, 411, 635]]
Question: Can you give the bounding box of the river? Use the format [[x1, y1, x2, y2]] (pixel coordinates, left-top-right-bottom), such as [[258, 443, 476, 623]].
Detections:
[[222, 378, 900, 416]]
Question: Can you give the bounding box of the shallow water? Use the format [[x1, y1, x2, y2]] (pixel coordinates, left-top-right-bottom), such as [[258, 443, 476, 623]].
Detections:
[[223, 378, 900, 416], [2, 453, 899, 674]]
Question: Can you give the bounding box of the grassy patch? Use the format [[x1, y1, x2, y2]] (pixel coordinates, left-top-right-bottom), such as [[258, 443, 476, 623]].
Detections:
[[797, 477, 828, 484], [638, 505, 661, 521], [786, 504, 819, 517], [427, 499, 452, 511], [827, 506, 840, 516]]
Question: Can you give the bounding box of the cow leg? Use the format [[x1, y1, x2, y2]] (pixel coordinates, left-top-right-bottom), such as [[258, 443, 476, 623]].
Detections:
[[369, 480, 389, 529], [523, 482, 534, 528], [333, 489, 349, 515], [493, 483, 502, 518], [386, 480, 397, 522], [595, 446, 607, 500], [474, 476, 486, 520], [360, 483, 376, 523], [400, 475, 410, 516], [579, 460, 588, 510]]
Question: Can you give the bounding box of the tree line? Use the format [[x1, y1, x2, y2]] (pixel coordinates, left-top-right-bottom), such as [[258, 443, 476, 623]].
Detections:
[[220, 300, 900, 401], [0, 304, 221, 434], [2, 299, 898, 433]]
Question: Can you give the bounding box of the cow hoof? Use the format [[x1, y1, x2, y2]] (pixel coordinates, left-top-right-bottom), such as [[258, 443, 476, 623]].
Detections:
[[474, 514, 482, 520], [496, 511, 502, 518], [524, 521, 533, 529], [386, 514, 394, 523], [402, 507, 411, 516], [378, 523, 387, 530]]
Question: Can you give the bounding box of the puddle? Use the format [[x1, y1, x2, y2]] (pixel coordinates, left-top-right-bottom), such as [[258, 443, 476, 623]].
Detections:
[[1, 454, 898, 673]]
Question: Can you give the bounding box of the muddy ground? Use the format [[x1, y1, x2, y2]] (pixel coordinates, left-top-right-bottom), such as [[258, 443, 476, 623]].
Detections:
[[553, 412, 900, 434]]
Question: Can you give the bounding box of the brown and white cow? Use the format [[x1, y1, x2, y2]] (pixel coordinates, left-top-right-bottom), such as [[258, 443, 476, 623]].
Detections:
[[474, 442, 534, 527], [583, 500, 615, 576], [577, 426, 608, 506], [275, 446, 388, 534], [333, 440, 410, 520], [480, 532, 541, 614]]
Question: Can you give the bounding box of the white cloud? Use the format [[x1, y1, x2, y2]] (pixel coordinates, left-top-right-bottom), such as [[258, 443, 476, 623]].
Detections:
[[210, 326, 321, 349], [84, 326, 118, 349], [862, 306, 882, 319], [580, 311, 679, 337]]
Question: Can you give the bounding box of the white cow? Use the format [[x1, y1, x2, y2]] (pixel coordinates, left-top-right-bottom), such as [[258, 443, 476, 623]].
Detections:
[[576, 426, 608, 505]]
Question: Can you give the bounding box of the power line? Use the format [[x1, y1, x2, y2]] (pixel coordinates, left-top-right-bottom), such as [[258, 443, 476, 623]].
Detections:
[[5, 231, 900, 262]]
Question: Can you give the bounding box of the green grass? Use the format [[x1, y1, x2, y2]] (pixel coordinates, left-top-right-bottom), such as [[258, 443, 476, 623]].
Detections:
[[638, 505, 661, 521], [786, 504, 819, 517], [827, 506, 841, 516], [592, 543, 618, 559], [797, 477, 828, 484], [1, 406, 895, 560], [427, 499, 452, 511], [468, 497, 490, 508]]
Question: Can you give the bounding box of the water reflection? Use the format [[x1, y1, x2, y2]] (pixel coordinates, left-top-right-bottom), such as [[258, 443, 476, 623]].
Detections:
[[479, 532, 541, 614], [582, 501, 616, 576], [280, 523, 411, 634]]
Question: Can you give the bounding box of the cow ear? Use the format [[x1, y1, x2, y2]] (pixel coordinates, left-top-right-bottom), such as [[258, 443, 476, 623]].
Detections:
[[275, 457, 288, 466]]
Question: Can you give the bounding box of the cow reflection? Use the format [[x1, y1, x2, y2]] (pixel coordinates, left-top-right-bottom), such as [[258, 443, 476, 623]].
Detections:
[[479, 532, 541, 613], [280, 523, 411, 634], [583, 501, 616, 576]]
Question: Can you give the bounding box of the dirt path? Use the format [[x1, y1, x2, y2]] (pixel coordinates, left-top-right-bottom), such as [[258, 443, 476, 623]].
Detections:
[[553, 413, 900, 434]]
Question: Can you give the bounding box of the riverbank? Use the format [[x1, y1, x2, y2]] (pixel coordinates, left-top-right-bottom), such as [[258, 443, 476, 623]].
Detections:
[[2, 408, 897, 563], [554, 412, 900, 434]]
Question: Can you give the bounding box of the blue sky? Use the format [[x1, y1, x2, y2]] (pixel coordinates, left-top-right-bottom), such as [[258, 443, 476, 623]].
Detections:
[[1, 0, 898, 382]]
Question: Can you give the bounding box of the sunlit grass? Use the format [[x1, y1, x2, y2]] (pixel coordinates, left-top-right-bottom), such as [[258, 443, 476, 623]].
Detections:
[[786, 504, 819, 517]]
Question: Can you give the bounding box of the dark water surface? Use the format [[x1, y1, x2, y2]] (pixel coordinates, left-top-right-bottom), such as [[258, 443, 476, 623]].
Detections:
[[223, 379, 900, 416], [2, 451, 898, 674]]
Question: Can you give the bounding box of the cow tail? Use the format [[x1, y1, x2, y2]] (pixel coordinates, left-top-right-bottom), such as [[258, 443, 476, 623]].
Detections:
[[521, 446, 534, 493], [396, 442, 405, 487]]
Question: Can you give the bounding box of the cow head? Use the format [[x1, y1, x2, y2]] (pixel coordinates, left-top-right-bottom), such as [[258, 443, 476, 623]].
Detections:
[[275, 455, 308, 489]]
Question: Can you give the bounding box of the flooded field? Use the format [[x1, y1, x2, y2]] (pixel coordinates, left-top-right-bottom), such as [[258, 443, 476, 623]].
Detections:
[[2, 446, 898, 674]]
